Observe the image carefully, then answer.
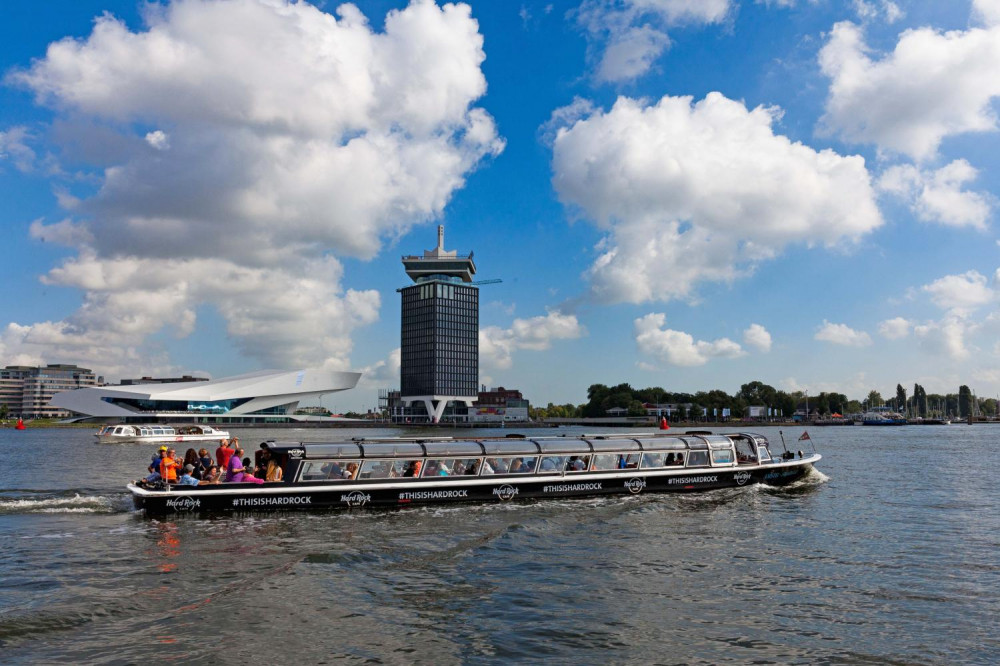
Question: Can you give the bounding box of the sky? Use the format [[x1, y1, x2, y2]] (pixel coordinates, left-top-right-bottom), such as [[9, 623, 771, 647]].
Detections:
[[2, 0, 1000, 412]]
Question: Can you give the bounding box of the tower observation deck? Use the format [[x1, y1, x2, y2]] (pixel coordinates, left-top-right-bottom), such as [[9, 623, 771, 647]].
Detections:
[[399, 226, 479, 423]]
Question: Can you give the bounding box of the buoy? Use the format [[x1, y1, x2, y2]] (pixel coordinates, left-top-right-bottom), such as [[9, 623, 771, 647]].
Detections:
[[15, 417, 26, 430], [659, 416, 669, 430]]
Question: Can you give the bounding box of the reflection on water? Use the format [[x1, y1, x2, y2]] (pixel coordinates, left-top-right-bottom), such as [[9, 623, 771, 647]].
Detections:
[[0, 425, 998, 663]]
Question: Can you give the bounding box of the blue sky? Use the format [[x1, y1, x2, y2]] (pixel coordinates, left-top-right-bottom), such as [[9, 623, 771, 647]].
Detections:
[[3, 0, 1000, 411]]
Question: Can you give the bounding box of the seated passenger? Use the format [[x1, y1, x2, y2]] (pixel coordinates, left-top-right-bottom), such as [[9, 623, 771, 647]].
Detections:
[[509, 458, 526, 474], [199, 465, 221, 485], [674, 453, 685, 466], [437, 463, 450, 476], [265, 457, 283, 482], [321, 461, 344, 479], [402, 461, 419, 477], [343, 462, 358, 479], [540, 457, 557, 472], [466, 459, 480, 475], [178, 464, 199, 486], [198, 448, 213, 472]]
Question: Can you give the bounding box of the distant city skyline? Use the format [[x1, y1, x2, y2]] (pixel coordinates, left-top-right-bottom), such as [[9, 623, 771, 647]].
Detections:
[[3, 1, 1000, 412]]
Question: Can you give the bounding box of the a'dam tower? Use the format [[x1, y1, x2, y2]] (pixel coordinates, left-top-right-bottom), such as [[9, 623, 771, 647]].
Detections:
[[399, 226, 479, 423]]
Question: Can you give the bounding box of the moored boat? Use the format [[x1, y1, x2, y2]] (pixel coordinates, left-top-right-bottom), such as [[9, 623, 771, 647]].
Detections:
[[861, 408, 907, 426], [128, 432, 822, 515], [97, 423, 230, 444]]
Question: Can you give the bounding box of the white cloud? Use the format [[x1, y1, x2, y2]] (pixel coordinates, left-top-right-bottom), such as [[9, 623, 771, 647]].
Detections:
[[743, 323, 772, 352], [356, 348, 401, 387], [914, 317, 972, 360], [2, 0, 500, 376], [878, 316, 911, 340], [921, 270, 996, 315], [819, 18, 1000, 160], [852, 0, 903, 23], [576, 0, 731, 82], [0, 126, 37, 172], [879, 159, 992, 229], [634, 313, 745, 366], [974, 0, 1000, 27], [550, 92, 882, 304], [480, 311, 586, 369], [144, 130, 170, 151], [815, 320, 872, 346]]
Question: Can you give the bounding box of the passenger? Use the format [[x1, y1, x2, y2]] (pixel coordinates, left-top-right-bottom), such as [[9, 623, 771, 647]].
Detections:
[[423, 461, 438, 477], [216, 439, 235, 469], [224, 447, 246, 482], [343, 462, 358, 480], [199, 465, 221, 485], [254, 443, 270, 478], [674, 453, 685, 466], [540, 457, 558, 472], [198, 448, 213, 473], [402, 461, 419, 477], [265, 456, 283, 482], [437, 463, 450, 476], [149, 445, 168, 475], [466, 459, 480, 475], [177, 464, 199, 486], [160, 448, 181, 484], [509, 458, 525, 474], [183, 448, 201, 479], [569, 456, 587, 471], [321, 461, 344, 479], [481, 458, 496, 474]]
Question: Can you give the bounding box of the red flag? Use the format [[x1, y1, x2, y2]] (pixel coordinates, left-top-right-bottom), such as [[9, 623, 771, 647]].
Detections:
[[798, 431, 810, 441]]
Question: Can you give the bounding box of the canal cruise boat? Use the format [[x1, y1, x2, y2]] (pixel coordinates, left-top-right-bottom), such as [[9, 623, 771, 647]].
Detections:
[[97, 423, 231, 444], [127, 432, 821, 515]]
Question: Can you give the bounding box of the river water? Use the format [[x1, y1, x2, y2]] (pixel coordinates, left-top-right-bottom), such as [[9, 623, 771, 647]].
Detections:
[[0, 424, 996, 664]]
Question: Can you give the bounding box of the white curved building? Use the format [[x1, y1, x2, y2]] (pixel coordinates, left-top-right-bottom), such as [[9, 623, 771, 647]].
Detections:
[[49, 368, 360, 423]]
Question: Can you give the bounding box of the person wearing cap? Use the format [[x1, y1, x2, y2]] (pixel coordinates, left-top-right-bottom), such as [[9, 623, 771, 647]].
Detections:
[[148, 445, 168, 475], [177, 464, 199, 486], [215, 438, 235, 469], [160, 448, 181, 484]]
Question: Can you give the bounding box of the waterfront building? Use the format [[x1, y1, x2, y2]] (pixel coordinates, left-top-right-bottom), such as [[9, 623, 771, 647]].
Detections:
[[470, 386, 529, 422], [398, 226, 479, 423], [0, 364, 101, 419], [48, 368, 360, 424]]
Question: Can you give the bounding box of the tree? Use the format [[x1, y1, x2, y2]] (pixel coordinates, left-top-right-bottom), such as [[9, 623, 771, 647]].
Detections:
[[866, 390, 883, 409], [0, 403, 7, 421], [959, 385, 972, 418], [913, 384, 927, 417]]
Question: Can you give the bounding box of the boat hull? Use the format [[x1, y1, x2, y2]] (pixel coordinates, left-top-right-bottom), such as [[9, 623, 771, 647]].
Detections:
[[129, 455, 820, 515]]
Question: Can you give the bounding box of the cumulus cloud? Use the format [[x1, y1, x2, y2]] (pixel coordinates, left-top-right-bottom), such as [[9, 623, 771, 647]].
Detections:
[[878, 316, 911, 340], [2, 0, 501, 376], [480, 311, 586, 369], [819, 17, 1000, 160], [852, 0, 903, 23], [921, 270, 998, 317], [743, 323, 772, 352], [356, 348, 401, 388], [0, 126, 38, 172], [815, 320, 872, 346], [879, 160, 992, 229], [575, 0, 731, 82], [634, 313, 744, 366], [914, 317, 973, 360], [550, 92, 881, 304], [974, 0, 1000, 27]]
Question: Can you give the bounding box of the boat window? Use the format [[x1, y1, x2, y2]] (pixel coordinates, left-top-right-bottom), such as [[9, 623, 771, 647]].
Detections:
[[492, 457, 536, 474], [641, 452, 667, 468], [757, 445, 772, 462], [297, 460, 361, 481], [565, 455, 590, 472], [711, 449, 735, 465], [301, 443, 364, 459], [733, 438, 758, 464], [537, 456, 568, 473], [590, 453, 620, 472], [422, 458, 482, 476], [359, 460, 398, 479], [421, 442, 483, 457], [686, 450, 710, 467]]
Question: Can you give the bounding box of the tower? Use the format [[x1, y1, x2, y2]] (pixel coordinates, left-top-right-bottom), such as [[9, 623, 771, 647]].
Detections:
[[399, 225, 479, 423]]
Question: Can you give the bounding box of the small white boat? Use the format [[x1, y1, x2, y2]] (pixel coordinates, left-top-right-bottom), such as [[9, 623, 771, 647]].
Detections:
[[95, 424, 230, 444]]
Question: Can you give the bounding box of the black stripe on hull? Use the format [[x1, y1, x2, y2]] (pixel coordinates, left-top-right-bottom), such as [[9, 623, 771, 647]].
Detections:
[[131, 461, 815, 516]]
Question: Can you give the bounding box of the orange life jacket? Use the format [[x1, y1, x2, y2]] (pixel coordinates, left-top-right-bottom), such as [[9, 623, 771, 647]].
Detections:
[[160, 455, 179, 482]]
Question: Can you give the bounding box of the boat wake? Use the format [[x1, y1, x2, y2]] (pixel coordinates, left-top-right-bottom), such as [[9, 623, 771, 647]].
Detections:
[[0, 491, 134, 515]]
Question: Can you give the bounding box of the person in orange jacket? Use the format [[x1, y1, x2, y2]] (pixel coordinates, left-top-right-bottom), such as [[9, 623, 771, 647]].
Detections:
[[160, 448, 180, 483]]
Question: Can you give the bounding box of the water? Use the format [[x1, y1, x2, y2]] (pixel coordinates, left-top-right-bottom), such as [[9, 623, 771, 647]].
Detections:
[[0, 425, 997, 664]]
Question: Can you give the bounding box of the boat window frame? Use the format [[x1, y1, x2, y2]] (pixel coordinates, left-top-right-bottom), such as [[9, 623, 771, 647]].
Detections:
[[421, 458, 482, 477], [296, 459, 362, 482], [685, 450, 710, 468]]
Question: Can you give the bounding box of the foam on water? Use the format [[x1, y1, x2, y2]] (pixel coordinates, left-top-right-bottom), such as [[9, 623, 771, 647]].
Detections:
[[0, 493, 127, 515]]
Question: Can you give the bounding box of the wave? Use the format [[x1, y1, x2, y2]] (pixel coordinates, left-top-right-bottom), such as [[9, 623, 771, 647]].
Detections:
[[0, 492, 133, 515]]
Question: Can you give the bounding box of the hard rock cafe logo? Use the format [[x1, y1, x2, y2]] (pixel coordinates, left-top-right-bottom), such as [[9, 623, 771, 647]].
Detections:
[[288, 448, 305, 458], [734, 471, 752, 486], [493, 484, 518, 501], [341, 491, 371, 507], [165, 497, 201, 511], [624, 477, 646, 494]]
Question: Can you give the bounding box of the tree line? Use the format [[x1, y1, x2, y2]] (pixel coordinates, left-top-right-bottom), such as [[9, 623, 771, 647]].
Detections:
[[528, 381, 999, 420]]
